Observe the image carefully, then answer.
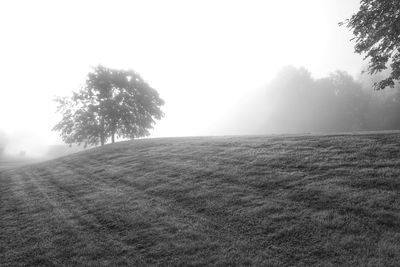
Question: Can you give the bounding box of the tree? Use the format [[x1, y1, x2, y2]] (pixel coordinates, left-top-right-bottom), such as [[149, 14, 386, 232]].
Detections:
[[341, 0, 400, 89], [53, 65, 164, 147]]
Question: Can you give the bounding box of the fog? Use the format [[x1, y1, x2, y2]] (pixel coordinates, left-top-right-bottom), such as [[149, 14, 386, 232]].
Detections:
[[0, 131, 7, 156], [0, 130, 83, 159], [0, 0, 384, 159], [2, 63, 400, 160], [222, 66, 400, 135], [2, 67, 400, 159]]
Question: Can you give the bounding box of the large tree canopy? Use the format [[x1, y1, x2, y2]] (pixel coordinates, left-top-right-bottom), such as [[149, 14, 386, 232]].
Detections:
[[53, 65, 164, 146], [342, 0, 400, 89]]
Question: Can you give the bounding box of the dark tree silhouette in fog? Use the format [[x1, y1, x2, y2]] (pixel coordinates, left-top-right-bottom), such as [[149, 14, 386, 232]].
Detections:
[[342, 0, 400, 89], [53, 65, 164, 147]]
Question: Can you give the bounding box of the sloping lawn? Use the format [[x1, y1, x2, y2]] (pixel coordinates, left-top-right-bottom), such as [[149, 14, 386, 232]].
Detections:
[[1, 133, 400, 266]]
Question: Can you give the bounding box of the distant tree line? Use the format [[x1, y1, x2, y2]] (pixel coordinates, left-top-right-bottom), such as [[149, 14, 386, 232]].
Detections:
[[228, 66, 400, 135], [262, 66, 400, 133]]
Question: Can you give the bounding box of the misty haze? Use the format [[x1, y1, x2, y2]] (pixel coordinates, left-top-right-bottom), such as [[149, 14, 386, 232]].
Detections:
[[2, 0, 400, 266]]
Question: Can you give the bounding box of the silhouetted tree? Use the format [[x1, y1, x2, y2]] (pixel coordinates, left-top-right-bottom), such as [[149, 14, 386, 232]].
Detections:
[[342, 0, 400, 89], [53, 65, 164, 146]]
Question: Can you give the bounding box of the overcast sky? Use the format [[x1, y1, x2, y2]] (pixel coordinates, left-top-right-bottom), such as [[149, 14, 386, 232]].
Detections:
[[0, 0, 364, 154]]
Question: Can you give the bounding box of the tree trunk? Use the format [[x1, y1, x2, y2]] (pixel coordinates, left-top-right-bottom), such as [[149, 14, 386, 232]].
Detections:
[[111, 133, 115, 143]]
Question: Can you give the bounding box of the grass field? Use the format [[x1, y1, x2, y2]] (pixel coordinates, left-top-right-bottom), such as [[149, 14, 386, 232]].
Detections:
[[0, 157, 42, 171], [1, 133, 400, 266]]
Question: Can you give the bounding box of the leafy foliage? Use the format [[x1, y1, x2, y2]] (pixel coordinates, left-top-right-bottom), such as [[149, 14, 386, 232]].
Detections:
[[53, 65, 164, 146], [342, 0, 400, 89]]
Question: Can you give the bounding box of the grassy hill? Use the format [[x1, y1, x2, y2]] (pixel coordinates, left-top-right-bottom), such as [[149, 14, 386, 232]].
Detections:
[[0, 157, 43, 171], [1, 133, 400, 266]]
